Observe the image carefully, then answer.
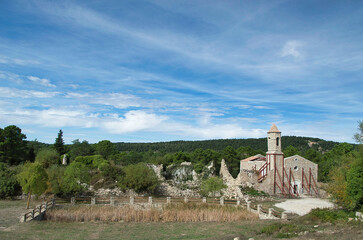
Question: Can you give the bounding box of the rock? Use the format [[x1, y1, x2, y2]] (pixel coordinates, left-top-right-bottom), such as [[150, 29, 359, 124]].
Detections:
[[356, 212, 362, 218], [233, 237, 240, 240], [314, 225, 319, 228]]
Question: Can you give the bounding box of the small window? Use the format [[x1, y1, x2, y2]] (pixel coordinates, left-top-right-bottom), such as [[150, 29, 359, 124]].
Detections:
[[294, 158, 298, 161], [276, 137, 279, 146], [294, 166, 298, 171]]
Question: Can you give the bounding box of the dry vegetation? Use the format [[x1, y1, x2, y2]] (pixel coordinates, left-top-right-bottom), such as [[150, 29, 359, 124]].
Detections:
[[46, 203, 258, 222]]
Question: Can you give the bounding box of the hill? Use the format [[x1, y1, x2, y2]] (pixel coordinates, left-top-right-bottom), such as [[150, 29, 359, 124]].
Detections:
[[114, 136, 338, 153]]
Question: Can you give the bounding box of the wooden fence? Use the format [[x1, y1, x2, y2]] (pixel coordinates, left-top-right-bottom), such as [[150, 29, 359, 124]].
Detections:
[[20, 199, 55, 222], [55, 196, 250, 207], [20, 197, 293, 221]]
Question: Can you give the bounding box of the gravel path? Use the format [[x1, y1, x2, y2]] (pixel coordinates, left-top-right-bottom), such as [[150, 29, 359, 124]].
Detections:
[[274, 198, 334, 216]]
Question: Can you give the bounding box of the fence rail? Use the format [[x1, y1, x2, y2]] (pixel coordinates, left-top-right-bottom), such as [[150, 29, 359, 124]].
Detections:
[[21, 199, 55, 222]]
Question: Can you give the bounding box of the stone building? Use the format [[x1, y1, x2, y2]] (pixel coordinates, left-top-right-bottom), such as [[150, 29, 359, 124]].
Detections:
[[220, 124, 319, 197]]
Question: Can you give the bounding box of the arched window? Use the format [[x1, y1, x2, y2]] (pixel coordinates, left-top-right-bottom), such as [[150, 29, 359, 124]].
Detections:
[[276, 137, 279, 146]]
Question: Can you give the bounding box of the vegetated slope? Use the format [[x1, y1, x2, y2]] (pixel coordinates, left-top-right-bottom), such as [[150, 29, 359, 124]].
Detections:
[[114, 136, 338, 153]]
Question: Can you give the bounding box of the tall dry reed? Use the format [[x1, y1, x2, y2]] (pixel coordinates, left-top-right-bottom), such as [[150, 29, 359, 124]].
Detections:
[[46, 203, 257, 222]]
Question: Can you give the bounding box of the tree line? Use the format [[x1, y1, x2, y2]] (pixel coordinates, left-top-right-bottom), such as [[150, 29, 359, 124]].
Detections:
[[0, 122, 362, 212]]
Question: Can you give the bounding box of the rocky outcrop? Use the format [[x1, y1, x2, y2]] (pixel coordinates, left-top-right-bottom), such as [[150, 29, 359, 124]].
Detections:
[[147, 164, 164, 180], [219, 159, 246, 200]]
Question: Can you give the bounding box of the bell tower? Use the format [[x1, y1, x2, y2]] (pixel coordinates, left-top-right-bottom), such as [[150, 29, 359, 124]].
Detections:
[[267, 123, 282, 154], [266, 124, 284, 171]]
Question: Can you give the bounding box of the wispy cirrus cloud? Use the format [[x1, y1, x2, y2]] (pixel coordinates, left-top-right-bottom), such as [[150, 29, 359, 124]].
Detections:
[[27, 76, 56, 88], [280, 41, 304, 59], [0, 87, 58, 98]]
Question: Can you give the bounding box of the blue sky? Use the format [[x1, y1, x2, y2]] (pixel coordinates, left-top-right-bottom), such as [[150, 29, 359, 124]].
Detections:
[[0, 0, 362, 144]]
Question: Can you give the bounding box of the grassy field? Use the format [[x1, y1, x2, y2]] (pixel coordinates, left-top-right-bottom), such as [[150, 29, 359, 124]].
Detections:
[[1, 200, 362, 240]]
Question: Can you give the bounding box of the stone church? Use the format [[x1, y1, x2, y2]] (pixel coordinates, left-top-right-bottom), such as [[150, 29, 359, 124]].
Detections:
[[220, 124, 319, 197]]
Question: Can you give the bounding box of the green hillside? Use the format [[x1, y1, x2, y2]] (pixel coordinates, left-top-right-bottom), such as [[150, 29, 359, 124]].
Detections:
[[114, 136, 338, 153]]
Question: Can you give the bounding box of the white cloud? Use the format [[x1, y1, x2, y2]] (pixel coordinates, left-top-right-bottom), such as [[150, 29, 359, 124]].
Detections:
[[103, 110, 167, 134], [0, 87, 58, 98], [27, 76, 56, 88], [0, 71, 23, 84], [280, 41, 303, 58], [0, 56, 40, 66]]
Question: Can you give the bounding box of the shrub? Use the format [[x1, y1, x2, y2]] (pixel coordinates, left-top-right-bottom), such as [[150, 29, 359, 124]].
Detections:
[[241, 186, 268, 196], [62, 161, 90, 194], [46, 165, 65, 195], [0, 163, 21, 198], [305, 208, 354, 223], [74, 155, 109, 170], [118, 163, 159, 193], [35, 148, 59, 168], [200, 176, 226, 197]]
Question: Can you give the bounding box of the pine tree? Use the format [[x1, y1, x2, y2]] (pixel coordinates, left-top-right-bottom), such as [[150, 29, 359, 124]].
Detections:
[[54, 129, 65, 155]]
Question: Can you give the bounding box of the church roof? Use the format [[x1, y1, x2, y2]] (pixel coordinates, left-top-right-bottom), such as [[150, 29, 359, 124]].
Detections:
[[268, 123, 281, 133], [241, 154, 266, 162]]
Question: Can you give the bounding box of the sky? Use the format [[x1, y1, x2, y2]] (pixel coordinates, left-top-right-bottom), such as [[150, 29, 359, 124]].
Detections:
[[0, 0, 362, 144]]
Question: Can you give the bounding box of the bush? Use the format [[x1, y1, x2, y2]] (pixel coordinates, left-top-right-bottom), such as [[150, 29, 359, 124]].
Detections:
[[118, 163, 159, 193], [74, 155, 109, 170], [200, 176, 226, 197], [35, 148, 59, 168], [241, 186, 268, 196], [0, 163, 21, 198], [305, 208, 354, 223], [46, 165, 65, 195], [62, 162, 90, 194]]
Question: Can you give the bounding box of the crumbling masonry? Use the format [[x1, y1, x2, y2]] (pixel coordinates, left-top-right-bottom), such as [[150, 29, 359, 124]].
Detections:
[[220, 124, 319, 198]]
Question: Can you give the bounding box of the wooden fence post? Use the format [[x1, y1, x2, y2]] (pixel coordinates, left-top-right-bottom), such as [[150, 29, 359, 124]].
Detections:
[[202, 197, 207, 203], [91, 197, 96, 205], [236, 199, 241, 206], [110, 197, 115, 206], [268, 208, 273, 218], [257, 204, 262, 214], [166, 197, 171, 204], [184, 197, 188, 203], [247, 201, 251, 211], [130, 196, 134, 205], [148, 196, 153, 205], [220, 197, 224, 206], [71, 197, 75, 205], [281, 211, 288, 220]]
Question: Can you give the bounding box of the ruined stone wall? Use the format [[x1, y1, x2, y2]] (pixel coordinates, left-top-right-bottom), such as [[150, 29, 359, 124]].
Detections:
[[284, 155, 318, 183], [240, 160, 266, 172]]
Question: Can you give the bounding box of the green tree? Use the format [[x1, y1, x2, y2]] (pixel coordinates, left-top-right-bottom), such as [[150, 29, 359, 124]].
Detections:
[[283, 145, 301, 157], [17, 162, 48, 208], [0, 163, 21, 198], [54, 129, 65, 155], [0, 125, 27, 165], [68, 139, 94, 161], [62, 161, 90, 194], [35, 148, 59, 168], [96, 140, 117, 159], [200, 176, 226, 197], [74, 155, 109, 170], [353, 120, 363, 144], [118, 163, 159, 193], [346, 151, 363, 210], [46, 165, 65, 195], [222, 146, 239, 177]]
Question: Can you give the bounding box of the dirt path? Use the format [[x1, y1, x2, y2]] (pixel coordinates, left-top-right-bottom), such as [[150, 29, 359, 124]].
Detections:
[[274, 198, 334, 216]]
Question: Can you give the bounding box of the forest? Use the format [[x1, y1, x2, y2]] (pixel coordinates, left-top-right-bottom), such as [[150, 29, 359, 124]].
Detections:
[[0, 121, 362, 211]]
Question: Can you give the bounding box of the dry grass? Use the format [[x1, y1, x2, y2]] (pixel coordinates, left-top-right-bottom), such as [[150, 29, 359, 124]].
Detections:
[[46, 203, 257, 222]]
